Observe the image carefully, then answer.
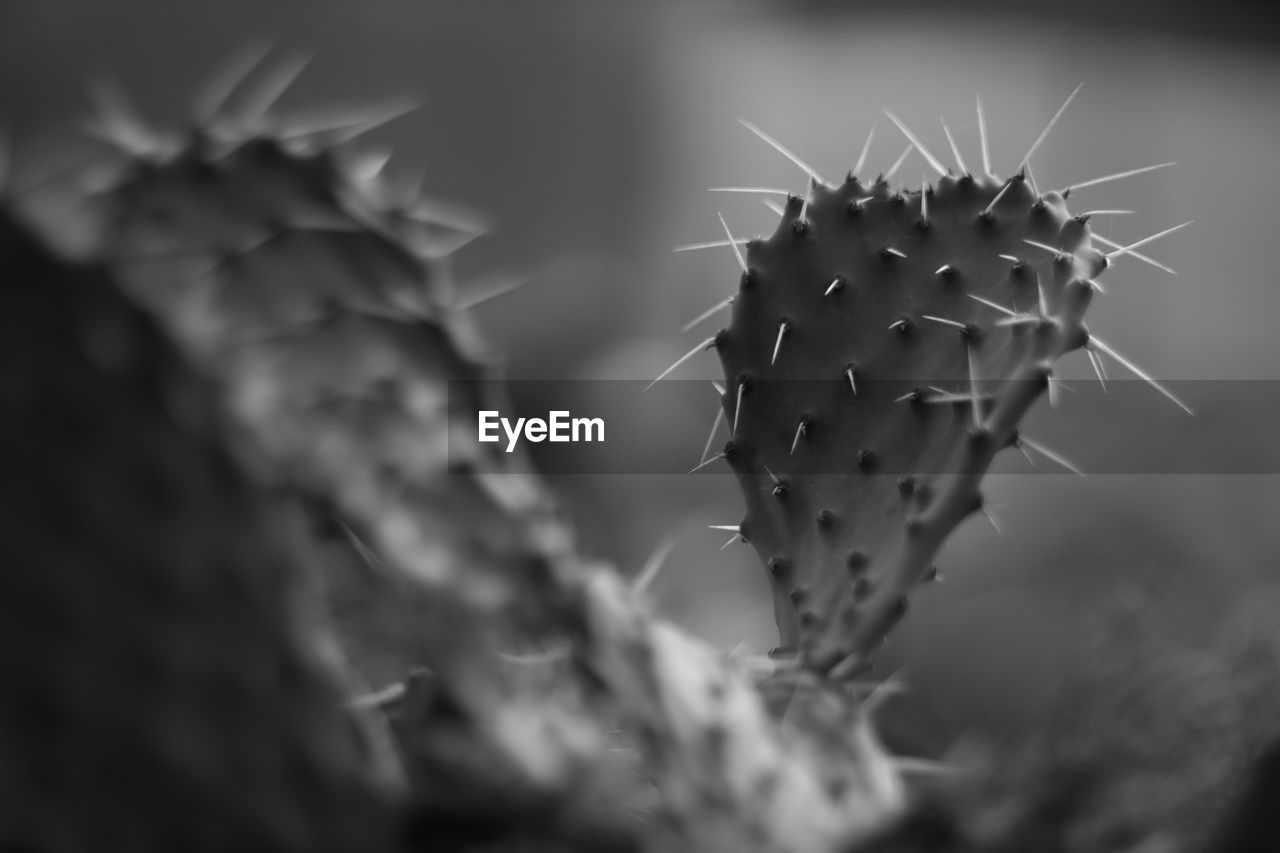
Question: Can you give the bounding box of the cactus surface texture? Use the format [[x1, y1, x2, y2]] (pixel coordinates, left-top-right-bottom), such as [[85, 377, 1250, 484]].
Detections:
[[6, 61, 911, 852], [6, 53, 1269, 853], [47, 73, 581, 687], [0, 211, 394, 852], [672, 105, 1190, 679], [717, 170, 1097, 673]]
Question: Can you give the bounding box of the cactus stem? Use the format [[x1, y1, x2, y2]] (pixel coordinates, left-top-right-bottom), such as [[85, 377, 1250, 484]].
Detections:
[[854, 121, 877, 177], [884, 144, 913, 181], [940, 118, 968, 175], [882, 109, 947, 176], [645, 335, 716, 391], [737, 118, 826, 184], [1063, 160, 1176, 194]]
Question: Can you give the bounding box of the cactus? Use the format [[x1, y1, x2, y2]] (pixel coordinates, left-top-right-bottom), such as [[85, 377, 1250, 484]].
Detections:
[[36, 60, 581, 687], [0, 209, 396, 852], [12, 55, 1256, 853], [8, 57, 913, 852], [671, 100, 1191, 676]]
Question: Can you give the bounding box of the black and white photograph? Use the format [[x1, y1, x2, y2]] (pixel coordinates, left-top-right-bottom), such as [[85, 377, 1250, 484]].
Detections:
[[3, 2, 1279, 851]]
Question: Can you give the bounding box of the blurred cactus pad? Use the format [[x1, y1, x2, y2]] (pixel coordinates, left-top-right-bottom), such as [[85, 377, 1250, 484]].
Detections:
[[1, 48, 1277, 853]]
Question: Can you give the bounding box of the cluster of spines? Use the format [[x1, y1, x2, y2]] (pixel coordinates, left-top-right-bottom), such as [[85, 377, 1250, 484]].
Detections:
[[3, 66, 1200, 852], [663, 90, 1191, 675], [27, 51, 586, 638]]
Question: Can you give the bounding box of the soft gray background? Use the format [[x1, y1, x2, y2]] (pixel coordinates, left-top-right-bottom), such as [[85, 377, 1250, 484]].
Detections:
[[5, 0, 1278, 748]]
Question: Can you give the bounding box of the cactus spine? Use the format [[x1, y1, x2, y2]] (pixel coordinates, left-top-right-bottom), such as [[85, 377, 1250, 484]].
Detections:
[[7, 57, 909, 852], [4, 59, 1204, 851], [675, 101, 1189, 676]]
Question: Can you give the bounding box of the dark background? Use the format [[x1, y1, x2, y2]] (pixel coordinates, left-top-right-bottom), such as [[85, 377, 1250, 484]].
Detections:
[[4, 0, 1278, 747]]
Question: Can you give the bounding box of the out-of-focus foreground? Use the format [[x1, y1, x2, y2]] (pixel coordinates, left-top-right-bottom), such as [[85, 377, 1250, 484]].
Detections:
[[3, 2, 1280, 851]]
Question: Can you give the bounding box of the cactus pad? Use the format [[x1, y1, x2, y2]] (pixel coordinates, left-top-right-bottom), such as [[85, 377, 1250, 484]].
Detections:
[[48, 71, 575, 683], [0, 211, 393, 851], [713, 167, 1102, 674]]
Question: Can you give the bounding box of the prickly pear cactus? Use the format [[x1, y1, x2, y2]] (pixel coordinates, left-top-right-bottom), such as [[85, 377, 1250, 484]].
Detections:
[[0, 210, 396, 852], [41, 61, 574, 685], [11, 63, 1203, 852], [684, 103, 1187, 675], [11, 59, 908, 852], [722, 169, 1095, 673]]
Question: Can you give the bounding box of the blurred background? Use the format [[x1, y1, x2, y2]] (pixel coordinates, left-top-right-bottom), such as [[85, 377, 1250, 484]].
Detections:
[[5, 0, 1279, 751]]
